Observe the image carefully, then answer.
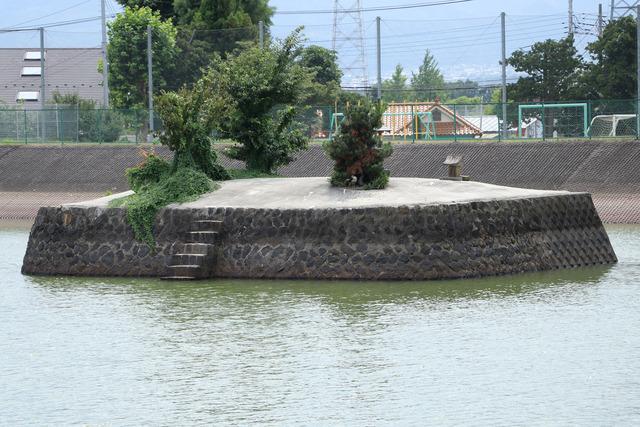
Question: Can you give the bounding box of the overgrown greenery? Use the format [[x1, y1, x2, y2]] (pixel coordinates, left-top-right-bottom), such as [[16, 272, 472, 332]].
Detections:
[[112, 70, 230, 246], [115, 163, 216, 247], [214, 28, 313, 173], [324, 100, 392, 189], [155, 72, 230, 181]]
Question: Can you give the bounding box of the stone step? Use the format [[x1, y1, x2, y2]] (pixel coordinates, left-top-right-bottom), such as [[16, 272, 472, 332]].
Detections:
[[171, 253, 206, 266], [166, 264, 204, 278], [192, 220, 223, 232], [161, 276, 198, 281], [182, 243, 212, 255], [187, 231, 218, 244]]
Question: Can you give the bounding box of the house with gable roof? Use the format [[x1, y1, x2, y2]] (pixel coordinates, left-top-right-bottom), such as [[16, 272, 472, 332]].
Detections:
[[382, 99, 483, 139]]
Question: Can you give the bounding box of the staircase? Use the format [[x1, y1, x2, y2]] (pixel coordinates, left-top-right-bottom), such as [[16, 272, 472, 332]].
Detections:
[[161, 219, 222, 280]]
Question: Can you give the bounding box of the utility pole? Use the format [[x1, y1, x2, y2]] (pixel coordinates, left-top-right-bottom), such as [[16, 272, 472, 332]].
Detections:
[[611, 0, 615, 19], [258, 20, 264, 49], [376, 16, 382, 100], [568, 0, 574, 35], [598, 3, 604, 37], [101, 0, 109, 107], [500, 12, 507, 139], [40, 27, 46, 141], [147, 25, 154, 138]]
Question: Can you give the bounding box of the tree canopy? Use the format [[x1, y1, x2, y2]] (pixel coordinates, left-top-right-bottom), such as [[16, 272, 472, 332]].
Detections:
[[411, 49, 444, 101], [382, 64, 408, 103], [107, 6, 178, 109], [584, 16, 637, 99], [507, 36, 582, 102], [299, 45, 342, 104], [214, 28, 313, 173]]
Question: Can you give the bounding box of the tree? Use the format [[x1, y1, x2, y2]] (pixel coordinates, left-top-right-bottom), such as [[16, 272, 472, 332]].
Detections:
[[107, 7, 178, 110], [299, 45, 342, 104], [382, 64, 408, 103], [584, 16, 637, 99], [174, 0, 274, 53], [443, 79, 479, 99], [215, 28, 313, 173], [507, 36, 583, 102], [119, 1, 275, 89], [324, 100, 392, 189], [116, 0, 174, 19], [155, 72, 230, 181], [411, 50, 444, 101]]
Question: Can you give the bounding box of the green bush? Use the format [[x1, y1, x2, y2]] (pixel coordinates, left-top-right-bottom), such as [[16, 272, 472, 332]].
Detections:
[[125, 152, 171, 192], [113, 167, 216, 247], [50, 91, 124, 142], [324, 100, 393, 189], [112, 71, 232, 247]]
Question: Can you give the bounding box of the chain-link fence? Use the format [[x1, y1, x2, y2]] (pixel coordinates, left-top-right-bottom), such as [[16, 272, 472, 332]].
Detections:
[[330, 99, 639, 142], [1, 100, 638, 144], [0, 107, 150, 144]]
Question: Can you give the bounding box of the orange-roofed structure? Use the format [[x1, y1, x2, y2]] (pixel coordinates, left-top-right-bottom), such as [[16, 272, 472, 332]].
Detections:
[[383, 100, 483, 139]]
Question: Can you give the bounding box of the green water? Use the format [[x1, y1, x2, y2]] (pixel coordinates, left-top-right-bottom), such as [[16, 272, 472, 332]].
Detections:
[[2, 225, 639, 425]]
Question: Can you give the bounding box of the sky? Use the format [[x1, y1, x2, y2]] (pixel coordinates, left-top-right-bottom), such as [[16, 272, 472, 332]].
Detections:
[[0, 0, 632, 86]]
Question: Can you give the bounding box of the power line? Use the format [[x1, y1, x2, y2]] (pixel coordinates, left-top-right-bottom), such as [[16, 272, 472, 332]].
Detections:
[[2, 0, 93, 30], [276, 0, 473, 15]]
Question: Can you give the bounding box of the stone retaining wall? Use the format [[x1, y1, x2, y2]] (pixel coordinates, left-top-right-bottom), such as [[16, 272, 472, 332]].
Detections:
[[22, 193, 617, 280]]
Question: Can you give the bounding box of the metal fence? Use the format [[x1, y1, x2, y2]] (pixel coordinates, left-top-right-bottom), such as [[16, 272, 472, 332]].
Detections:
[[0, 107, 151, 144], [1, 100, 638, 144]]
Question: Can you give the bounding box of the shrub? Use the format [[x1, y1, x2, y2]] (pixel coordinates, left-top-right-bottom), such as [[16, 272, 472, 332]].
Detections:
[[114, 167, 215, 247], [112, 72, 231, 246], [324, 100, 393, 189], [51, 91, 124, 142], [126, 150, 171, 192], [156, 79, 230, 181]]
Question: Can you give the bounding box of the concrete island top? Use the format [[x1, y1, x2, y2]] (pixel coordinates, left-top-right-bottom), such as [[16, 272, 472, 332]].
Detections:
[[64, 177, 573, 210]]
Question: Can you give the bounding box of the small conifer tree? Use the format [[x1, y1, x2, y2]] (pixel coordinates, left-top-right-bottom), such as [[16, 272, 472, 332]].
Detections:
[[324, 100, 392, 189]]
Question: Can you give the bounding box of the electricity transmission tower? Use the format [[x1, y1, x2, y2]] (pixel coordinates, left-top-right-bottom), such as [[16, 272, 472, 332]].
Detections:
[[610, 0, 640, 19], [332, 0, 368, 91]]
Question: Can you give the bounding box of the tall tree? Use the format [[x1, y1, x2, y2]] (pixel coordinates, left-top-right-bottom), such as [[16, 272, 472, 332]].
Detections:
[[174, 0, 274, 53], [584, 16, 637, 99], [382, 64, 408, 103], [214, 28, 313, 173], [299, 45, 342, 104], [411, 50, 444, 101], [507, 36, 583, 102], [107, 7, 178, 109], [119, 1, 275, 88]]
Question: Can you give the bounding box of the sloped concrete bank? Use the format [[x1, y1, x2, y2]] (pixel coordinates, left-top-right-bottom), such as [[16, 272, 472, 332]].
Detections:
[[22, 179, 617, 280], [2, 140, 640, 222]]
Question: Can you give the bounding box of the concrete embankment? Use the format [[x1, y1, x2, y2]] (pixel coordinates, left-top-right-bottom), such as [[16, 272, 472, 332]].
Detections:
[[2, 140, 640, 222], [22, 178, 617, 280]]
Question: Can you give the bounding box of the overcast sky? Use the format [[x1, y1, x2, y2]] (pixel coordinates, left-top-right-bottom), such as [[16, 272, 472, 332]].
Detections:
[[0, 0, 629, 84]]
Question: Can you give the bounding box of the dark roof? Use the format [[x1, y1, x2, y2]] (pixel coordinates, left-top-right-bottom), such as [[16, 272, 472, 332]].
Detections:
[[0, 48, 103, 107]]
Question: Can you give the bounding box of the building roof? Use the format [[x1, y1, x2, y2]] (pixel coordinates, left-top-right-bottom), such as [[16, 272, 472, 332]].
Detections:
[[0, 48, 103, 107], [464, 115, 500, 133], [383, 102, 482, 137]]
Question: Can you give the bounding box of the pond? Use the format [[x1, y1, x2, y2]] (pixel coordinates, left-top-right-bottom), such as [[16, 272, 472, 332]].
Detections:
[[2, 224, 639, 425]]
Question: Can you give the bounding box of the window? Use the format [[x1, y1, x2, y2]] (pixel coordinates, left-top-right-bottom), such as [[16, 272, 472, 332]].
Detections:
[[21, 67, 41, 76], [432, 109, 442, 122], [23, 51, 43, 60], [16, 91, 39, 101]]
